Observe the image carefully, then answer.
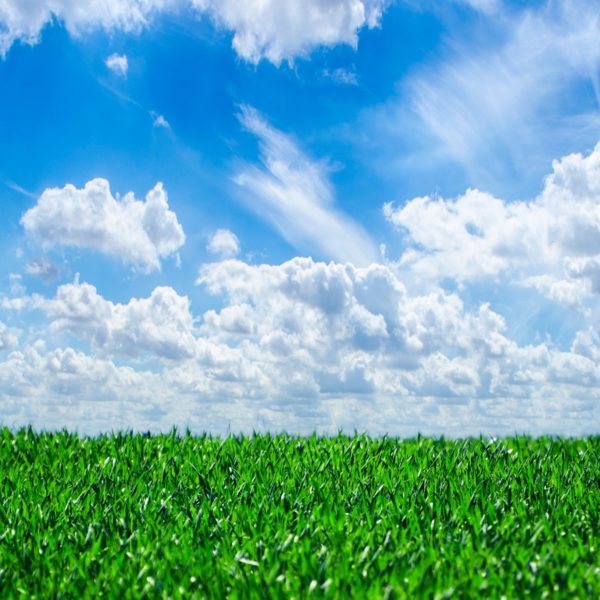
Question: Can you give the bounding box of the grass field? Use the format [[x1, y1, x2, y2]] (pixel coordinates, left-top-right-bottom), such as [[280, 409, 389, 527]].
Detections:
[[0, 429, 598, 598]]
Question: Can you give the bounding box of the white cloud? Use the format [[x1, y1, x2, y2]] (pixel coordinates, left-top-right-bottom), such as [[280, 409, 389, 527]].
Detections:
[[45, 281, 198, 360], [21, 178, 185, 273], [195, 0, 384, 65], [0, 346, 170, 432], [1, 256, 600, 434], [195, 257, 599, 435], [0, 344, 278, 434], [197, 257, 599, 401], [152, 113, 170, 128], [235, 106, 378, 266], [25, 257, 60, 283], [0, 321, 19, 351], [197, 258, 458, 367], [384, 142, 600, 305], [207, 229, 240, 259], [9, 273, 25, 296], [0, 0, 177, 56], [105, 52, 128, 77], [0, 0, 384, 64]]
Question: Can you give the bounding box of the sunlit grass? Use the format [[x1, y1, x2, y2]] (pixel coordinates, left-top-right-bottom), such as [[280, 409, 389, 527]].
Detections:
[[0, 429, 598, 597]]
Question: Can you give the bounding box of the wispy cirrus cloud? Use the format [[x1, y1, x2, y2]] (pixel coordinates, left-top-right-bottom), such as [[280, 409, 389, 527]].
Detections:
[[366, 0, 600, 195], [234, 106, 379, 266], [416, 0, 599, 170], [456, 0, 501, 14]]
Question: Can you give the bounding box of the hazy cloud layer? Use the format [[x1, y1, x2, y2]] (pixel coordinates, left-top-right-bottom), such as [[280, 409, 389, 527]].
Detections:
[[25, 257, 60, 283], [0, 321, 19, 351]]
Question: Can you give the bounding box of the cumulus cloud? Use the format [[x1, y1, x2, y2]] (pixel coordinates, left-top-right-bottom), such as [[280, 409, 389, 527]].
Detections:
[[192, 257, 593, 435], [235, 106, 378, 266], [0, 346, 170, 432], [0, 344, 279, 434], [44, 281, 197, 360], [207, 229, 240, 259], [1, 342, 597, 435], [0, 0, 176, 56], [196, 256, 600, 424], [384, 142, 600, 305], [105, 52, 128, 77], [195, 0, 384, 65], [0, 0, 384, 63], [198, 258, 454, 370], [21, 178, 185, 273], [1, 256, 600, 434]]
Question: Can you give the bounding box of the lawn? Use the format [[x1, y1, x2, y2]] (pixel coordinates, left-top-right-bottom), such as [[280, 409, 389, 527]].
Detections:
[[0, 429, 598, 597]]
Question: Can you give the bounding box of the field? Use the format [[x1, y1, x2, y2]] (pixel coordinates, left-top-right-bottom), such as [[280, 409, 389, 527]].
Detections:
[[0, 429, 598, 598]]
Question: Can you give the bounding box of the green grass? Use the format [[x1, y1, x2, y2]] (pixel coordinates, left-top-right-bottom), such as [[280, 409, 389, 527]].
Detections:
[[0, 429, 598, 598]]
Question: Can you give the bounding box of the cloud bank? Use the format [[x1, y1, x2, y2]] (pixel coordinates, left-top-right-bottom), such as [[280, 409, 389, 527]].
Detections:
[[2, 253, 599, 436]]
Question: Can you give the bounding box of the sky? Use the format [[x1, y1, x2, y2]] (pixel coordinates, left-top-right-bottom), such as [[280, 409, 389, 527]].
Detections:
[[1, 0, 599, 436]]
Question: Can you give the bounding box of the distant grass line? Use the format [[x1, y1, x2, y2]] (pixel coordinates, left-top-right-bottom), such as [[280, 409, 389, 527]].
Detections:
[[0, 429, 598, 598]]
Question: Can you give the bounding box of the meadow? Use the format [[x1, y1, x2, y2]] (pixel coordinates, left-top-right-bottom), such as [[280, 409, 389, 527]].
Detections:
[[0, 429, 598, 598]]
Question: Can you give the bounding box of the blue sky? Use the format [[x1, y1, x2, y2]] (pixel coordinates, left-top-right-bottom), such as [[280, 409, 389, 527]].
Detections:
[[0, 0, 599, 436]]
